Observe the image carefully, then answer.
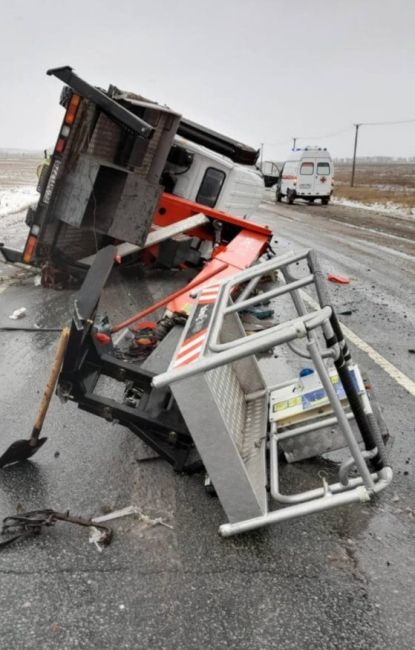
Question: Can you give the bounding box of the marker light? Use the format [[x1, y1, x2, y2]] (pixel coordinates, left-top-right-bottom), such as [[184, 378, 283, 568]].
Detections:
[[23, 234, 38, 264], [55, 138, 66, 154], [64, 94, 81, 125]]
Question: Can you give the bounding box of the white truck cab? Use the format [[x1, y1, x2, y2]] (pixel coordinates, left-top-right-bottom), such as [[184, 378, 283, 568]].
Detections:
[[163, 136, 265, 218], [276, 147, 333, 205]]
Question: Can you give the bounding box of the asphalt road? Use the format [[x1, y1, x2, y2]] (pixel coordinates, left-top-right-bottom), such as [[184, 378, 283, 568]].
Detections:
[[0, 200, 414, 649]]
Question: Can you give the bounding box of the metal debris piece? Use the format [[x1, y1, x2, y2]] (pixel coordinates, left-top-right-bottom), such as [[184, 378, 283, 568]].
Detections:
[[0, 509, 112, 549], [92, 505, 140, 524], [92, 506, 173, 530]]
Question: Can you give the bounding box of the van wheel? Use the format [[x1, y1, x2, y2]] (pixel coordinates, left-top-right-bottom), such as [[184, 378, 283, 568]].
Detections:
[[322, 197, 329, 205], [287, 190, 295, 205], [276, 192, 282, 203]]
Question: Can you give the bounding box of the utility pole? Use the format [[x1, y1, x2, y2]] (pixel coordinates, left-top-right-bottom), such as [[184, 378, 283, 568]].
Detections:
[[292, 137, 297, 150], [260, 142, 264, 169], [351, 124, 360, 187]]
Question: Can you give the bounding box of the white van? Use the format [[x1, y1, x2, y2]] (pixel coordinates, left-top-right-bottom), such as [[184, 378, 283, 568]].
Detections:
[[276, 147, 333, 205], [163, 136, 265, 218]]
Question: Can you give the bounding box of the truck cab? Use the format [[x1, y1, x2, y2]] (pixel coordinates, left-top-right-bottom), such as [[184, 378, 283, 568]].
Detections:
[[276, 147, 333, 205], [163, 136, 265, 219]]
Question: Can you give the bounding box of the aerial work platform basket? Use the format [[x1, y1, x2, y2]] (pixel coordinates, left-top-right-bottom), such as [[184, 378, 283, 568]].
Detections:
[[153, 249, 392, 536]]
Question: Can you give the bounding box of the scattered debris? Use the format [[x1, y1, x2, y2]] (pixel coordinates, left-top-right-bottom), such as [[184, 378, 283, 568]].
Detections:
[[88, 526, 109, 552], [240, 305, 274, 320], [34, 275, 42, 287], [0, 326, 61, 332], [240, 312, 276, 332], [0, 509, 112, 550], [9, 307, 26, 320], [138, 513, 174, 530], [92, 505, 173, 530], [338, 309, 353, 316], [408, 349, 415, 354], [135, 455, 162, 464], [92, 505, 140, 524], [327, 274, 350, 285]]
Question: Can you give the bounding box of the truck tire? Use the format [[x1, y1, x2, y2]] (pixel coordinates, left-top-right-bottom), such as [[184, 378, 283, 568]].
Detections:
[[322, 197, 330, 205], [287, 190, 295, 205]]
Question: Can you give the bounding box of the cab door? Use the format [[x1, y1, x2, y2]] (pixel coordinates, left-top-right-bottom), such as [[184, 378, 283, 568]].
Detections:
[[314, 160, 331, 195]]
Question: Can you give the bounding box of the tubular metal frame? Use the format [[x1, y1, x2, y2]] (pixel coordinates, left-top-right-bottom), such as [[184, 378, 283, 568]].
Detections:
[[154, 249, 392, 536]]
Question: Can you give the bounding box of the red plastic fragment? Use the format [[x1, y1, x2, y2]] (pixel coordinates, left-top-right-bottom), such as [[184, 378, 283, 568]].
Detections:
[[327, 274, 350, 285], [96, 332, 112, 344], [131, 321, 157, 333]]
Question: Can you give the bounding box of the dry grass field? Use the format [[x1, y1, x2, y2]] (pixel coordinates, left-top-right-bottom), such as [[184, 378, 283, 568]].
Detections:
[[0, 152, 41, 188], [334, 162, 415, 211]]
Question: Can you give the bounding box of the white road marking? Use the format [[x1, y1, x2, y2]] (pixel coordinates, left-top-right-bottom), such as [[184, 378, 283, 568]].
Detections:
[[301, 291, 415, 397], [330, 218, 414, 245], [361, 239, 415, 263]]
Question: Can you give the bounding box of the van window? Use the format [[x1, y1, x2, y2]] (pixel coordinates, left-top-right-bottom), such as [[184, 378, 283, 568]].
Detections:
[[300, 162, 314, 175], [196, 167, 226, 207], [317, 162, 330, 175]]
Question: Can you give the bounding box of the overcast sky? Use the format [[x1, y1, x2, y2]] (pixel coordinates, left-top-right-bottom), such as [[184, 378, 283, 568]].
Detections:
[[1, 0, 414, 160]]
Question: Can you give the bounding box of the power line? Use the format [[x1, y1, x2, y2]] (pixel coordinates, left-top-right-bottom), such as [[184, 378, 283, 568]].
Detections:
[[264, 116, 415, 148], [264, 127, 351, 147], [360, 117, 415, 126], [295, 126, 352, 140]]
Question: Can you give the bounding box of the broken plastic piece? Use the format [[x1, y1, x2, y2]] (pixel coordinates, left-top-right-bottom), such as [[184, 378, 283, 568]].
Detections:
[[95, 332, 112, 344], [88, 526, 108, 552], [327, 274, 350, 285], [9, 307, 26, 320]]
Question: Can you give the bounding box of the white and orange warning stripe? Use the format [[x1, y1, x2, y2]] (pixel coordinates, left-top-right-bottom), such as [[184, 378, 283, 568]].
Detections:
[[173, 281, 222, 368], [198, 282, 221, 303]]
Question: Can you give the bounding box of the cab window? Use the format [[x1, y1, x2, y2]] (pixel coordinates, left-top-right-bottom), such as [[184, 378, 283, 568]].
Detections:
[[300, 162, 314, 175], [196, 167, 225, 208], [317, 162, 330, 175], [196, 167, 226, 207]]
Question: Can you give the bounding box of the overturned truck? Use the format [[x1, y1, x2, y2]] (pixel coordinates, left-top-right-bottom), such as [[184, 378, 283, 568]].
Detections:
[[2, 67, 392, 536]]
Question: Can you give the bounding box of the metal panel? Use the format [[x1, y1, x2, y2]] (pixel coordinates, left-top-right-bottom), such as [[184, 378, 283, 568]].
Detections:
[[171, 374, 267, 523], [108, 174, 162, 245]]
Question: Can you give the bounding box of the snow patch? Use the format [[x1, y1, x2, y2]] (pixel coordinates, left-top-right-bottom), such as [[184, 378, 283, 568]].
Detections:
[[0, 186, 38, 218], [332, 197, 415, 219]]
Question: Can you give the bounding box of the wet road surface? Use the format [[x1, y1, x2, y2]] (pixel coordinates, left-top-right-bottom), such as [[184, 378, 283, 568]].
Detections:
[[0, 201, 414, 649]]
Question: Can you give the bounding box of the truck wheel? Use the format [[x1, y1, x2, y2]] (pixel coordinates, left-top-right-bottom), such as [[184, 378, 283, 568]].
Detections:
[[287, 190, 295, 205], [308, 198, 315, 204], [276, 192, 282, 203], [322, 197, 329, 205]]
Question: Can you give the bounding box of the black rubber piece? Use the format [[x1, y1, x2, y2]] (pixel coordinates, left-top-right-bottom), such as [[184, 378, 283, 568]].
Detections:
[[0, 327, 62, 332]]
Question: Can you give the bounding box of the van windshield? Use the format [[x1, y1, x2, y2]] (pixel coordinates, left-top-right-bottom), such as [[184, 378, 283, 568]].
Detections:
[[317, 162, 330, 175], [300, 162, 314, 175]]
